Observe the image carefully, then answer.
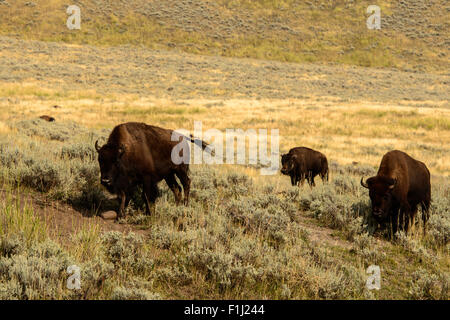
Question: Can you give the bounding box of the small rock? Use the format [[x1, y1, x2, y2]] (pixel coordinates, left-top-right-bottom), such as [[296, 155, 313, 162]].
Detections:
[[101, 211, 117, 220]]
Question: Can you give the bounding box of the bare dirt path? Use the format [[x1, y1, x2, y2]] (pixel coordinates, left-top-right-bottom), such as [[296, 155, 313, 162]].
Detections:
[[2, 187, 354, 250], [296, 214, 353, 249], [0, 189, 149, 244]]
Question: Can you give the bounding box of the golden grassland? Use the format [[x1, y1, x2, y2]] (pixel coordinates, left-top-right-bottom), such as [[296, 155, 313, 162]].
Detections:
[[1, 82, 449, 176]]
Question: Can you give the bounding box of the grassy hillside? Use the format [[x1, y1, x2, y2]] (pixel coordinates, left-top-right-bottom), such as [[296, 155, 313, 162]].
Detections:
[[0, 81, 448, 299], [0, 0, 448, 73], [0, 116, 448, 300]]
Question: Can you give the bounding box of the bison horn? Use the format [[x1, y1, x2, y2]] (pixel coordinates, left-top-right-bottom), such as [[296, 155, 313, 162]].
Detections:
[[388, 178, 397, 189], [360, 177, 369, 189], [95, 140, 101, 152], [118, 144, 126, 157]]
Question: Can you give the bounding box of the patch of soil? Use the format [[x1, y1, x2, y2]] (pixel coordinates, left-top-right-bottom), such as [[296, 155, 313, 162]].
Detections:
[[297, 213, 353, 249], [0, 189, 149, 244]]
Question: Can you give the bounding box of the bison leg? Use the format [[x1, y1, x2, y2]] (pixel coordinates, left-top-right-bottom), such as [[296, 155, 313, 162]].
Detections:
[[397, 209, 404, 233], [386, 205, 400, 239], [290, 174, 296, 186], [299, 174, 306, 187], [310, 174, 316, 187], [294, 168, 302, 186], [421, 199, 430, 236], [408, 204, 419, 234], [321, 170, 328, 183], [390, 215, 398, 239], [400, 202, 412, 234], [306, 172, 315, 188], [165, 174, 182, 205], [117, 190, 127, 219], [176, 170, 191, 206], [306, 172, 312, 187], [402, 211, 410, 234], [296, 174, 303, 187], [143, 180, 159, 216]]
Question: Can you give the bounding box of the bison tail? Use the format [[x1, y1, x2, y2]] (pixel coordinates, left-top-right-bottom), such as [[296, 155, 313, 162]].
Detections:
[[322, 157, 329, 182], [189, 134, 215, 156]]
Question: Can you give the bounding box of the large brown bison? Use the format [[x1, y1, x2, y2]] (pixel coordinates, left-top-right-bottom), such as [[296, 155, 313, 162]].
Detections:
[[95, 122, 212, 219], [280, 147, 329, 187], [361, 150, 431, 236]]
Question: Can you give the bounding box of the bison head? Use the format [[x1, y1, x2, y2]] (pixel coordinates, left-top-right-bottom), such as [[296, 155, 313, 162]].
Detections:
[[361, 176, 397, 221], [280, 153, 297, 175], [95, 140, 126, 192]]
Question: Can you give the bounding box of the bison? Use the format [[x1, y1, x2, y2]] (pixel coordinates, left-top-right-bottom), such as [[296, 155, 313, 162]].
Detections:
[[360, 150, 431, 236], [95, 122, 212, 219], [39, 115, 55, 122], [281, 152, 306, 186], [281, 147, 329, 187]]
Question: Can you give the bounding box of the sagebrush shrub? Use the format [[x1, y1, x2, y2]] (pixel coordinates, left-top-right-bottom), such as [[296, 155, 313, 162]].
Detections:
[[0, 237, 72, 299], [408, 268, 449, 300], [61, 142, 96, 160], [13, 119, 88, 142], [111, 286, 161, 300], [101, 232, 154, 274], [0, 121, 109, 211]]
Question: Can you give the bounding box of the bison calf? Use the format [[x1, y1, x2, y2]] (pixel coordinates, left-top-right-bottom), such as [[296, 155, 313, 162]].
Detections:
[[361, 150, 431, 236]]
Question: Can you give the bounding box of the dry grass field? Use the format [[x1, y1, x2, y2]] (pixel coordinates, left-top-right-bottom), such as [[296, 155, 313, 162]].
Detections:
[[0, 0, 448, 300], [0, 0, 449, 72]]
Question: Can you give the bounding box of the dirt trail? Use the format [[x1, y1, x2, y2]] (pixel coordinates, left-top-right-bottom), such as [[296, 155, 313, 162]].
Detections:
[[1, 190, 149, 243], [2, 188, 354, 250], [296, 214, 353, 249]]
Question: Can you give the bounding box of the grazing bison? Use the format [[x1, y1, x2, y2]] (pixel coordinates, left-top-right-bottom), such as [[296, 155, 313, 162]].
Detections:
[[95, 122, 212, 219], [281, 147, 328, 187], [39, 115, 55, 122], [361, 150, 431, 236]]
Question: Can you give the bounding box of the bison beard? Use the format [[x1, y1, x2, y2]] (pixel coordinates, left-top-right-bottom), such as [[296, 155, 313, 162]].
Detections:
[[361, 150, 431, 237], [95, 122, 212, 220]]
